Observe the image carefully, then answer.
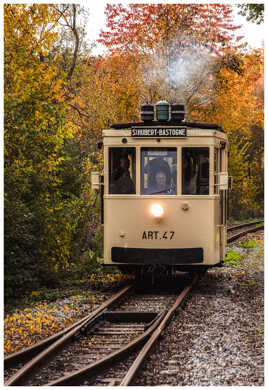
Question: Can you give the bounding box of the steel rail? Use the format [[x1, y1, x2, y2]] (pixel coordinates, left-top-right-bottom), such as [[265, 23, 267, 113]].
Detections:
[[5, 284, 132, 386], [227, 220, 263, 233], [47, 277, 197, 386], [227, 224, 264, 243], [120, 275, 198, 386], [46, 310, 167, 386], [5, 308, 102, 369]]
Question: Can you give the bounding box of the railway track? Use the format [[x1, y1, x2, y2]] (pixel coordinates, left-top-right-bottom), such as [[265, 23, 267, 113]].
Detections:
[[227, 220, 263, 243], [5, 276, 198, 386], [4, 220, 263, 386], [4, 285, 131, 385]]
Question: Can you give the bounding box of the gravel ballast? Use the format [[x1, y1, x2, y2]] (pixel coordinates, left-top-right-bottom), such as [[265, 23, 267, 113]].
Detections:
[[5, 232, 264, 386], [134, 232, 264, 386]]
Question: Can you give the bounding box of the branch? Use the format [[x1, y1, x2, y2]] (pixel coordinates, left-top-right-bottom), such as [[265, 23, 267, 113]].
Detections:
[[55, 4, 80, 82], [186, 78, 205, 105], [69, 103, 91, 119], [67, 5, 80, 81]]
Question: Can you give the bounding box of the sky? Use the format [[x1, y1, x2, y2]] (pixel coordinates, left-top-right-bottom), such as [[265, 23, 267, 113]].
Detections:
[[84, 2, 264, 55]]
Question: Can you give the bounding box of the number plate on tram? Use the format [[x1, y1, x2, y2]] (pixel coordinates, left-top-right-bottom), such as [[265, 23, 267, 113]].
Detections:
[[142, 231, 175, 240]]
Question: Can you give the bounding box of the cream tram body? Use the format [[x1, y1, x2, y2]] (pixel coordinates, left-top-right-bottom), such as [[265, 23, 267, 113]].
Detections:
[[101, 126, 228, 273]]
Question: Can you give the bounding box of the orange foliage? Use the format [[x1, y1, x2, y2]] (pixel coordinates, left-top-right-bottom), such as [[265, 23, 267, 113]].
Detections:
[[99, 4, 243, 55], [191, 49, 264, 217]]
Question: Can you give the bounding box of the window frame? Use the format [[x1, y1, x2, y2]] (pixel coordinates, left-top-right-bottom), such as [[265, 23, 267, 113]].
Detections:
[[140, 147, 178, 196], [108, 146, 137, 195], [181, 146, 210, 196]]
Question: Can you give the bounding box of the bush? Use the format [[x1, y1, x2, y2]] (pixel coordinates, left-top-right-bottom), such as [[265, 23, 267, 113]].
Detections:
[[224, 250, 244, 267], [239, 240, 258, 249]]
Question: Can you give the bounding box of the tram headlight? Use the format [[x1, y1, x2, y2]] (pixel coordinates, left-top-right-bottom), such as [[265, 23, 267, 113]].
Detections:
[[151, 204, 164, 217]]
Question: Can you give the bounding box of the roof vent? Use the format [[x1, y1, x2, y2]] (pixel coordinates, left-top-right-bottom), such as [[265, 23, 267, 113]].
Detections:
[[141, 104, 154, 121], [170, 103, 185, 122]]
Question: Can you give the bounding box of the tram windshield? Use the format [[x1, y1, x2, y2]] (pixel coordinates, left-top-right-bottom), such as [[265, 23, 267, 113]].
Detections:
[[109, 147, 136, 194], [182, 147, 209, 195], [141, 148, 177, 195]]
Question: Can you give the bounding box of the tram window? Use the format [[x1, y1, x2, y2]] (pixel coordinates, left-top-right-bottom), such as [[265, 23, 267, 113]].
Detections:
[[109, 148, 136, 194], [214, 148, 219, 194], [182, 148, 209, 195], [141, 148, 177, 195]]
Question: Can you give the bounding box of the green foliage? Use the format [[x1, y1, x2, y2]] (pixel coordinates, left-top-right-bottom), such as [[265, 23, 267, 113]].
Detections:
[[238, 240, 258, 249], [4, 5, 85, 298], [228, 217, 263, 226], [224, 250, 244, 267], [68, 224, 104, 280], [238, 4, 264, 24], [254, 241, 264, 264]]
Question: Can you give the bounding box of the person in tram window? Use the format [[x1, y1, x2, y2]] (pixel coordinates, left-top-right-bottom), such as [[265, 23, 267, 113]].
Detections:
[[146, 158, 174, 195], [182, 153, 198, 194], [110, 156, 135, 194]]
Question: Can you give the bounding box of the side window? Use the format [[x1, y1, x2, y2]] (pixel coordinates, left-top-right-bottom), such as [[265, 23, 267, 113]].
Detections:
[[141, 148, 177, 195], [109, 148, 136, 194], [214, 148, 219, 194], [182, 148, 209, 195]]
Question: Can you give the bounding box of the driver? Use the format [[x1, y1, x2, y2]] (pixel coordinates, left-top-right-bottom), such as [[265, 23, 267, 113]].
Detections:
[[146, 158, 174, 194], [155, 171, 168, 193]]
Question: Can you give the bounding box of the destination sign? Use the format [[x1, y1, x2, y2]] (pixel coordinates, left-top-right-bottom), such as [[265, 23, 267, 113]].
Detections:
[[131, 127, 187, 137]]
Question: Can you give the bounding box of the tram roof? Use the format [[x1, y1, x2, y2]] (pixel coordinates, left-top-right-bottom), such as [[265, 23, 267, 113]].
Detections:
[[109, 120, 224, 132]]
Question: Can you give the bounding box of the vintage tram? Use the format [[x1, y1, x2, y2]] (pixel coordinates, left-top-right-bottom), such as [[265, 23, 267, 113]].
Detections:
[[92, 101, 229, 277]]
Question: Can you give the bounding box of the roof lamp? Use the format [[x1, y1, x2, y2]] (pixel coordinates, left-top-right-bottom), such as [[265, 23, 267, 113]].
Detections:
[[156, 100, 169, 121]]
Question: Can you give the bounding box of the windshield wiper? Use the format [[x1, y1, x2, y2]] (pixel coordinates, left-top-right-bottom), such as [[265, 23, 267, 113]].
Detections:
[[147, 188, 172, 195]]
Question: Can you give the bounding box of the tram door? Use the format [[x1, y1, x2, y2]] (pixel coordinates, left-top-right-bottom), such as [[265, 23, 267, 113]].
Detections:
[[220, 146, 228, 260], [215, 146, 227, 260]]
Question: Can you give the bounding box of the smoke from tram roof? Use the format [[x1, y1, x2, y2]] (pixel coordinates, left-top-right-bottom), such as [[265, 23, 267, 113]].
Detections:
[[142, 39, 217, 106]]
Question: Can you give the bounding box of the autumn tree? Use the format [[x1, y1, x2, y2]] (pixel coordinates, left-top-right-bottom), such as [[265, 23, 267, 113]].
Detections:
[[4, 4, 86, 296], [100, 4, 242, 54], [99, 4, 243, 106], [98, 3, 263, 218], [191, 49, 264, 217]]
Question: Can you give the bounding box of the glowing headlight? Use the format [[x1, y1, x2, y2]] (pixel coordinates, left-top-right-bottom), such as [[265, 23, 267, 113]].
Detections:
[[151, 204, 164, 217]]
